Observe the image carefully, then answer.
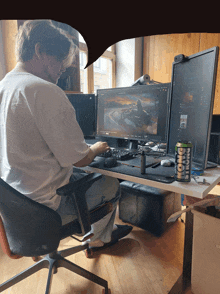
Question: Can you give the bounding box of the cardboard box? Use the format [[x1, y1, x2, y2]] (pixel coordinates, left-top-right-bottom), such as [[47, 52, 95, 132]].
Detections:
[[167, 195, 220, 223], [191, 210, 220, 294]]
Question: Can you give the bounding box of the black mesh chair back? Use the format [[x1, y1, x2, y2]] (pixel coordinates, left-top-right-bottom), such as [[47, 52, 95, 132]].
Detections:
[[0, 177, 62, 256]]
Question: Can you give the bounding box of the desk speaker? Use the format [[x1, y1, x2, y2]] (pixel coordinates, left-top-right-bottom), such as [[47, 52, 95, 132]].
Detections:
[[66, 94, 96, 138]]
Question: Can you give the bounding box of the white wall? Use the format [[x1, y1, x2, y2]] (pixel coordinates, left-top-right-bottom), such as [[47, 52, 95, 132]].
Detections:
[[115, 37, 143, 88], [115, 38, 135, 88], [0, 21, 6, 80]]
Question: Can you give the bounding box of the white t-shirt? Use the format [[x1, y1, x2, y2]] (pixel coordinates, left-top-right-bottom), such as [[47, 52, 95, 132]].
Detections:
[[0, 71, 90, 210]]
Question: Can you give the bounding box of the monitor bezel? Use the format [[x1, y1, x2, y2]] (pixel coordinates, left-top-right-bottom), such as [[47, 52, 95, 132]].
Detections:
[[167, 46, 219, 169], [96, 83, 171, 147]]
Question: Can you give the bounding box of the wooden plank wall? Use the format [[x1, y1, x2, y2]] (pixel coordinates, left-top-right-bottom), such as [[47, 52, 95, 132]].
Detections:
[[1, 20, 18, 73], [143, 33, 220, 114]]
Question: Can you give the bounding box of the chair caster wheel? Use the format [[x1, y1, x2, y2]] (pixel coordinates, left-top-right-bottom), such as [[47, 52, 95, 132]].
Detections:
[[102, 288, 111, 294], [85, 248, 94, 258], [32, 256, 40, 262]]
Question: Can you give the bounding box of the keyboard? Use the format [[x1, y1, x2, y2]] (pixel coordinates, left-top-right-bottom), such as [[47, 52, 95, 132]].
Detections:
[[98, 150, 112, 158], [98, 148, 134, 161]]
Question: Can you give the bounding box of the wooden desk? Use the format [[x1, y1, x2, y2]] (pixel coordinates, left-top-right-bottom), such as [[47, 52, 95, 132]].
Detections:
[[81, 164, 220, 293]]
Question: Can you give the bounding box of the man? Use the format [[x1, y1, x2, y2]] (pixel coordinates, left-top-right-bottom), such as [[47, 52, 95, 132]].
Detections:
[[0, 20, 132, 250]]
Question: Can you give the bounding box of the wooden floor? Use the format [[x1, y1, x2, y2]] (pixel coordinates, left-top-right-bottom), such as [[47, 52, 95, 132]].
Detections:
[[0, 207, 193, 294]]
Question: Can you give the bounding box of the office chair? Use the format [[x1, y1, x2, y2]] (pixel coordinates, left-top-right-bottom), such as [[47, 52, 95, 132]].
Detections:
[[0, 173, 113, 294]]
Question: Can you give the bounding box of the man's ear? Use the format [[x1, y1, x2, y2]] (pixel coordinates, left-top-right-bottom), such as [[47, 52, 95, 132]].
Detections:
[[35, 43, 42, 60]]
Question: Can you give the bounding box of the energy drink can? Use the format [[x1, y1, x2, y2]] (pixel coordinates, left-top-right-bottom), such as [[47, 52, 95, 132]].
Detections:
[[175, 141, 193, 182]]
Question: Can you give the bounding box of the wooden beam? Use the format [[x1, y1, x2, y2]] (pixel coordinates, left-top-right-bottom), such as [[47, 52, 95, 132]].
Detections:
[[87, 63, 94, 94]]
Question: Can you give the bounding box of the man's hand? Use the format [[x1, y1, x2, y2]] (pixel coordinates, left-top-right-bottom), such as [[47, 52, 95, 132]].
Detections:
[[90, 141, 110, 156], [73, 141, 110, 167]]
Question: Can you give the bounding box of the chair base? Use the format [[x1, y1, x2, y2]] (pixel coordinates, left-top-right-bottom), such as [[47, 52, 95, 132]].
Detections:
[[0, 244, 109, 294]]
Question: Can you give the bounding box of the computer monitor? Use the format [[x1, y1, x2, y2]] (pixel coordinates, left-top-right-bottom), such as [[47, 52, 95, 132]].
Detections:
[[167, 46, 219, 169], [96, 83, 171, 149], [66, 93, 96, 138]]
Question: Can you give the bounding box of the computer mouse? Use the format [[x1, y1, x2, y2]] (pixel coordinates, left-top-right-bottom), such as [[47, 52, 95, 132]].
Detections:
[[104, 157, 117, 168], [160, 159, 175, 167]]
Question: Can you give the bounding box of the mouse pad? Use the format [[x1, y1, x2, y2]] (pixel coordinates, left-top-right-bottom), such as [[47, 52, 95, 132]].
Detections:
[[121, 156, 160, 168], [89, 157, 175, 181]]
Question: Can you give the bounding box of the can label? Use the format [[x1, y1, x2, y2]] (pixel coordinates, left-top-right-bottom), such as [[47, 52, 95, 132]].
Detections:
[[175, 142, 193, 182]]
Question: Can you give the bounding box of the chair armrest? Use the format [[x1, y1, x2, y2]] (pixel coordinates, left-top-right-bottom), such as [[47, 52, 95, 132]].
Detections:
[[56, 173, 103, 236], [56, 173, 102, 196]]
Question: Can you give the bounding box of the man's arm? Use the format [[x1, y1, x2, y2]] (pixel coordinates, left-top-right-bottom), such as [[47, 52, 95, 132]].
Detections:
[[74, 141, 110, 167]]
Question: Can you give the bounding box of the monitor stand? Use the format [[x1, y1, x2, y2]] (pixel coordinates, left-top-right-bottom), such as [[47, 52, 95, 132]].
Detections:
[[128, 140, 139, 151], [94, 136, 140, 151], [117, 139, 139, 151]]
